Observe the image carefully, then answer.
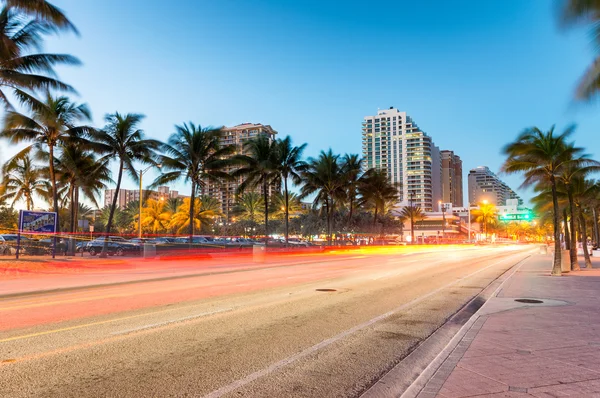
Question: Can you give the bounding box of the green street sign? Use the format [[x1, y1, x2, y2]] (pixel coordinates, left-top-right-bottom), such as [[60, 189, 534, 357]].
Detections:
[[498, 213, 532, 221]]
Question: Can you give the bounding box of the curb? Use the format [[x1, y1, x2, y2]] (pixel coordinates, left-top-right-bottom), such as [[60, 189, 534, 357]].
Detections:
[[361, 251, 534, 398]]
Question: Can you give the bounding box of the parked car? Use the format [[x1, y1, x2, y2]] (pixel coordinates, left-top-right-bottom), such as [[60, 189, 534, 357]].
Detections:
[[85, 238, 140, 256], [221, 237, 255, 248], [0, 234, 18, 255]]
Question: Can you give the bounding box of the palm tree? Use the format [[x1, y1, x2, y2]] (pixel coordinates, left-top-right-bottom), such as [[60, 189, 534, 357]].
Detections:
[[90, 113, 160, 256], [152, 123, 235, 242], [556, 152, 600, 271], [0, 4, 80, 109], [275, 136, 307, 244], [270, 192, 302, 220], [358, 168, 399, 226], [0, 93, 92, 226], [232, 192, 264, 223], [502, 125, 585, 276], [0, 153, 48, 209], [140, 199, 170, 234], [233, 135, 280, 246], [571, 177, 599, 268], [300, 149, 346, 245], [341, 154, 364, 224], [472, 202, 497, 241], [55, 143, 111, 233], [560, 0, 600, 101], [400, 205, 425, 244], [4, 0, 78, 33], [169, 197, 222, 234]]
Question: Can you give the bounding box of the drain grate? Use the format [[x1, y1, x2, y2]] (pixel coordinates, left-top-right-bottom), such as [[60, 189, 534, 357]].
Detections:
[[515, 299, 544, 304], [316, 288, 337, 292]]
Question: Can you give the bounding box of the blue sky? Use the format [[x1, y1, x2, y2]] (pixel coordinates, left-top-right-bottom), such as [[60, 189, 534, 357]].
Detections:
[[3, 0, 599, 206]]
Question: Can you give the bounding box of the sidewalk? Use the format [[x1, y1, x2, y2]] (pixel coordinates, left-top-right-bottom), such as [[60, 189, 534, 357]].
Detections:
[[415, 253, 600, 397]]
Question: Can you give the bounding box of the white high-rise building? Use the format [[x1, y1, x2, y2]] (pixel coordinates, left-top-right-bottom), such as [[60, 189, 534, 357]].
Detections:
[[361, 107, 441, 211]]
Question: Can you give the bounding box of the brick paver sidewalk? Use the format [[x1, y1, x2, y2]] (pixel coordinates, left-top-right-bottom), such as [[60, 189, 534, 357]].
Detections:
[[416, 253, 600, 397]]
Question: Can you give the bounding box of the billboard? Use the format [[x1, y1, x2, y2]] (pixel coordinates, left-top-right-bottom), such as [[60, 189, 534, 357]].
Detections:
[[19, 210, 57, 233]]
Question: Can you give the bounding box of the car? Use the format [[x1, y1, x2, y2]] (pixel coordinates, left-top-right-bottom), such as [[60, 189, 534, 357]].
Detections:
[[85, 238, 140, 256], [221, 237, 255, 248], [148, 237, 178, 244], [0, 234, 17, 255], [287, 238, 310, 247]]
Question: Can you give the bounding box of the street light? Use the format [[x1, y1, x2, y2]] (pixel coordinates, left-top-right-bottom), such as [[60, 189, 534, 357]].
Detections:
[[138, 164, 162, 239], [441, 203, 447, 240]]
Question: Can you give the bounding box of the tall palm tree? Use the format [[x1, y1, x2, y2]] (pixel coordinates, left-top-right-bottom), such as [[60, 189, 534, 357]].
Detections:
[[0, 3, 80, 109], [472, 202, 497, 241], [400, 205, 425, 244], [233, 135, 280, 246], [232, 192, 264, 223], [341, 154, 364, 224], [556, 152, 600, 271], [300, 149, 346, 245], [90, 113, 160, 256], [502, 125, 584, 276], [0, 93, 92, 227], [275, 136, 307, 244], [560, 0, 600, 101], [55, 143, 111, 233], [0, 152, 48, 209], [358, 168, 399, 226], [571, 177, 599, 268], [152, 122, 235, 242]]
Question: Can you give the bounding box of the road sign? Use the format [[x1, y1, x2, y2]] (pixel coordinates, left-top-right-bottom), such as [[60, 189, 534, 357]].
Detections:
[[498, 213, 532, 221]]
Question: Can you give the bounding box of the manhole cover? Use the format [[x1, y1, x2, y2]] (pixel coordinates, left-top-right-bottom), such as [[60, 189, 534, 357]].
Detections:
[[515, 299, 544, 304], [316, 289, 337, 292]]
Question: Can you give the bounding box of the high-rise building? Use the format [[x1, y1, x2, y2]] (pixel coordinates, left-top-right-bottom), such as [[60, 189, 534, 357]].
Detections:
[[205, 123, 278, 217], [103, 186, 187, 209], [441, 150, 463, 207], [468, 166, 522, 206], [362, 107, 441, 211]]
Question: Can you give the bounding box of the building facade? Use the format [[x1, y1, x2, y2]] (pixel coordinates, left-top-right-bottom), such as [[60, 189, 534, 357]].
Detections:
[[205, 123, 278, 217], [103, 186, 186, 209], [468, 166, 522, 206], [440, 150, 463, 207], [362, 107, 441, 211]]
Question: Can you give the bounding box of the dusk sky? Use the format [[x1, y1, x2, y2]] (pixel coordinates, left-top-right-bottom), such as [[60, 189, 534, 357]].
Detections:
[[3, 0, 599, 206]]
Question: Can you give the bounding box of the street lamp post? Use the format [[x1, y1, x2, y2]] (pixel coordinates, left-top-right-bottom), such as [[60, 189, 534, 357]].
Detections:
[[441, 203, 446, 240], [138, 164, 161, 239]]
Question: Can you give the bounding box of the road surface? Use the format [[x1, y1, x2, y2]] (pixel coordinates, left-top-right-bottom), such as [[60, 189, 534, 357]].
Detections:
[[0, 245, 534, 397]]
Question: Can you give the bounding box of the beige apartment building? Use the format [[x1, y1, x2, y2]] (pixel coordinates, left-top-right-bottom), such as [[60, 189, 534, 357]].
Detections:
[[441, 150, 463, 207]]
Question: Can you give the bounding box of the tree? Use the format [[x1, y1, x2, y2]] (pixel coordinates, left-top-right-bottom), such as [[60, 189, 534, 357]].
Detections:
[[358, 168, 400, 227], [341, 154, 365, 224], [0, 93, 92, 228], [232, 192, 264, 223], [0, 4, 79, 109], [400, 205, 425, 244], [0, 153, 48, 209], [55, 142, 111, 233], [90, 113, 160, 256], [270, 192, 302, 220], [472, 202, 497, 241], [169, 197, 222, 234], [140, 199, 170, 234], [300, 149, 346, 245], [560, 0, 600, 101], [571, 177, 599, 268], [233, 135, 280, 246], [274, 136, 307, 244], [502, 125, 584, 276], [152, 123, 234, 242]]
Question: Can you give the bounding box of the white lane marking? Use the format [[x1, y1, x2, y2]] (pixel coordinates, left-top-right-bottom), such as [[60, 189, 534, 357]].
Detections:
[[111, 308, 232, 336], [202, 251, 530, 398]]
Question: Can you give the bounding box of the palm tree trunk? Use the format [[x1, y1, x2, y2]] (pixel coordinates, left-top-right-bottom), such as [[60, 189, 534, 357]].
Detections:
[[551, 178, 562, 276], [579, 212, 593, 269], [410, 213, 415, 245], [74, 188, 80, 232], [567, 189, 579, 271], [263, 179, 269, 248], [325, 197, 331, 245], [563, 208, 571, 250], [284, 178, 289, 245], [348, 198, 354, 225], [68, 183, 75, 234], [102, 161, 124, 258], [593, 207, 600, 246], [373, 206, 378, 226], [189, 181, 196, 244]]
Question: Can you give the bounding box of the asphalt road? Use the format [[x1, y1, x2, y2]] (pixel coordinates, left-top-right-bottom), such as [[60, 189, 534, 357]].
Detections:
[[0, 245, 534, 398]]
